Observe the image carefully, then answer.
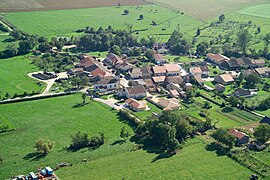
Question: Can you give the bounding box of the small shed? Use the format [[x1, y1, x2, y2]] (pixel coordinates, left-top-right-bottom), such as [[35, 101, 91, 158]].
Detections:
[[29, 172, 38, 180]]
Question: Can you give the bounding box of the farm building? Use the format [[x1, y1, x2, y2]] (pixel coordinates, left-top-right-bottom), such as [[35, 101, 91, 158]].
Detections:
[[229, 129, 249, 145]]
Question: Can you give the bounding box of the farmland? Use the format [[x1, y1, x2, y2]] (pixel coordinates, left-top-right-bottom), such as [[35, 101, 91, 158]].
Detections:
[[238, 3, 270, 19], [2, 5, 202, 40], [0, 0, 148, 12], [0, 94, 133, 179], [0, 56, 45, 98], [148, 0, 269, 20]]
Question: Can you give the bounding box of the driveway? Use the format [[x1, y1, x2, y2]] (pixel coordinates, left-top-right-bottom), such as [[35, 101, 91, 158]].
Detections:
[[94, 98, 124, 110]]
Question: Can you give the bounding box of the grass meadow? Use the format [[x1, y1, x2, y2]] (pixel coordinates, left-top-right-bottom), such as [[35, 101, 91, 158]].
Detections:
[[0, 56, 45, 98], [3, 5, 202, 41], [238, 3, 270, 19], [57, 138, 254, 180], [0, 94, 134, 179]]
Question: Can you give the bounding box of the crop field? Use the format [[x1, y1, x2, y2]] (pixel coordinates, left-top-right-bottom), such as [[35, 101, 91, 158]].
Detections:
[[0, 94, 134, 179], [0, 0, 148, 12], [238, 3, 270, 19], [2, 5, 202, 40], [148, 0, 269, 20], [57, 138, 254, 180], [0, 56, 45, 98]]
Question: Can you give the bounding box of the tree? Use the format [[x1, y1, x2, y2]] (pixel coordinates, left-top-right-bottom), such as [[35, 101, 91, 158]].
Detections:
[[245, 73, 261, 87], [10, 29, 22, 40], [175, 120, 193, 140], [254, 123, 270, 143], [218, 14, 225, 23], [70, 132, 90, 149], [258, 97, 270, 111], [4, 43, 18, 57], [124, 9, 129, 15], [257, 26, 261, 34], [38, 42, 52, 53], [145, 49, 155, 60], [196, 28, 201, 36], [237, 29, 252, 55], [227, 96, 239, 107], [263, 33, 270, 49], [18, 39, 35, 54], [120, 127, 129, 142], [110, 45, 121, 55], [139, 14, 144, 20], [212, 128, 236, 148], [82, 93, 86, 104], [35, 139, 55, 154], [165, 138, 181, 152], [196, 41, 209, 56]]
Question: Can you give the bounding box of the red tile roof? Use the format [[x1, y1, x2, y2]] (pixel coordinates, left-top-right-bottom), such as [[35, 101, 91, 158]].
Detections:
[[229, 129, 247, 139]]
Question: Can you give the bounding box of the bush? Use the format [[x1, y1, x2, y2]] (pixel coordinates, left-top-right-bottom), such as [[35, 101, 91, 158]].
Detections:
[[35, 139, 55, 154], [70, 132, 105, 150]]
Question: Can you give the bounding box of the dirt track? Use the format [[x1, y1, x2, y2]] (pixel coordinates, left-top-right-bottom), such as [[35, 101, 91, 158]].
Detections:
[[0, 0, 149, 13]]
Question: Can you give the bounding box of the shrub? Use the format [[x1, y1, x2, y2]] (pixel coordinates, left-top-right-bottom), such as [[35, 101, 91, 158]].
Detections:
[[35, 139, 55, 154]]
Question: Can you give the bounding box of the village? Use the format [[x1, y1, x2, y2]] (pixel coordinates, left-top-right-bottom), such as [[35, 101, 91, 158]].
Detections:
[[25, 42, 270, 149]]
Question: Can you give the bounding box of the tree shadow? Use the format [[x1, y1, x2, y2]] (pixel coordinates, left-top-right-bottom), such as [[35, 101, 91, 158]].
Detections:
[[151, 152, 174, 163], [116, 114, 137, 130], [22, 152, 47, 161], [72, 102, 89, 108], [110, 139, 126, 146], [205, 142, 230, 156]]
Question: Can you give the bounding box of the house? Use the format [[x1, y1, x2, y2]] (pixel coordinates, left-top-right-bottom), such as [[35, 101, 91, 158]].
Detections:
[[149, 97, 180, 110], [152, 66, 167, 76], [234, 88, 255, 98], [165, 76, 184, 85], [94, 77, 120, 93], [215, 83, 226, 93], [200, 66, 210, 77], [129, 67, 142, 79], [184, 83, 193, 91], [190, 67, 202, 76], [152, 76, 166, 86], [255, 67, 270, 78], [67, 68, 84, 76], [121, 85, 147, 99], [141, 67, 152, 78], [164, 64, 181, 76], [104, 53, 122, 65], [242, 69, 256, 76], [225, 58, 245, 69], [125, 98, 147, 112], [252, 59, 265, 67], [153, 54, 167, 65], [214, 74, 234, 85], [229, 129, 249, 145], [206, 53, 229, 65], [260, 116, 270, 125], [78, 56, 98, 72], [144, 78, 156, 92], [169, 89, 180, 98], [130, 67, 152, 79], [115, 61, 133, 72]]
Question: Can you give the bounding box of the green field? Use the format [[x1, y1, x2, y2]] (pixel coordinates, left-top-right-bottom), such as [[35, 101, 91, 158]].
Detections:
[[0, 56, 45, 98], [0, 94, 133, 179], [3, 5, 202, 40], [239, 3, 270, 19], [133, 102, 162, 120], [57, 138, 254, 179], [148, 0, 268, 20]]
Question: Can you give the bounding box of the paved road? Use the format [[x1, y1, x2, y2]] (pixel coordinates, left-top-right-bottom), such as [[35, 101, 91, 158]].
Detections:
[[28, 71, 68, 95], [94, 98, 124, 110]]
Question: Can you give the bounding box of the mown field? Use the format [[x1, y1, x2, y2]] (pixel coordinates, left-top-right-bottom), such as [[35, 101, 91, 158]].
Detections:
[[0, 0, 148, 12], [0, 94, 134, 179], [2, 5, 202, 40], [0, 56, 45, 98], [148, 0, 269, 20], [238, 3, 270, 19]]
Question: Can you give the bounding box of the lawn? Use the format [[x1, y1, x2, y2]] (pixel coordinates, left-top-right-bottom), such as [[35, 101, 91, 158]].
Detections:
[[0, 94, 134, 179], [3, 5, 202, 41], [133, 102, 162, 120], [0, 56, 45, 98], [57, 138, 254, 180]]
